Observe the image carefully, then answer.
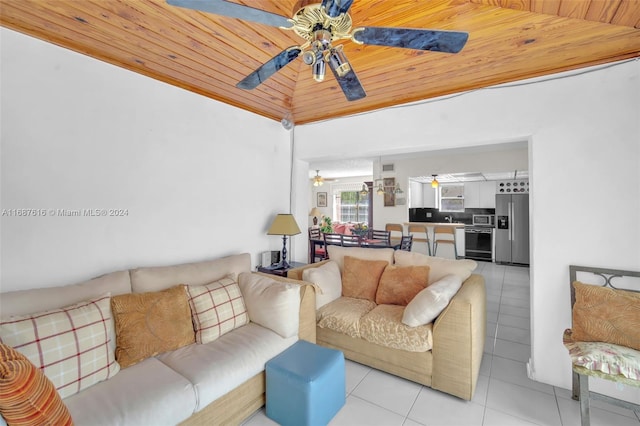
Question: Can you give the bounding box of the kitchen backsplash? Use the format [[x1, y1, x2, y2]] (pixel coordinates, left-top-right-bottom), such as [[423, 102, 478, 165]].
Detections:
[[409, 207, 495, 225]]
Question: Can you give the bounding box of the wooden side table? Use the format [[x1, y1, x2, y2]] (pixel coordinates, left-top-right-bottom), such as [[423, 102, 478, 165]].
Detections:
[[258, 261, 306, 277]]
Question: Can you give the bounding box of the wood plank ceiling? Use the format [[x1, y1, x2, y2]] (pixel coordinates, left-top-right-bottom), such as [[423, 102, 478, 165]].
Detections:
[[2, 0, 639, 125]]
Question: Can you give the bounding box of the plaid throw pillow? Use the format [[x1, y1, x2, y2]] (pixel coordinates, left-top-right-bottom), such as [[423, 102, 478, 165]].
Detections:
[[0, 293, 120, 399], [186, 276, 249, 344]]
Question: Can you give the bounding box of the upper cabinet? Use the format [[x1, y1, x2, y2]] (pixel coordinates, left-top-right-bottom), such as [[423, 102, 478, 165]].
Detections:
[[440, 184, 464, 212], [464, 181, 496, 208]]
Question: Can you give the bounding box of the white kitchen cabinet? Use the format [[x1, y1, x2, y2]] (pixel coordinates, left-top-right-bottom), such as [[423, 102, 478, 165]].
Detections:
[[479, 181, 496, 208], [464, 181, 496, 208], [456, 228, 465, 258], [422, 184, 437, 208], [464, 182, 480, 208]]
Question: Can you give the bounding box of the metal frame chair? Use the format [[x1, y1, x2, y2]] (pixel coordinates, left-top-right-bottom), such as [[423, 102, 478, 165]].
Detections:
[[385, 223, 404, 247], [565, 265, 640, 426], [407, 224, 431, 255], [433, 226, 458, 259]]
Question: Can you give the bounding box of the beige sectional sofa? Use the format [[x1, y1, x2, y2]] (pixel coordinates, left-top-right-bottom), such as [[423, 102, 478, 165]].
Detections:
[[288, 246, 486, 401], [0, 253, 316, 426]]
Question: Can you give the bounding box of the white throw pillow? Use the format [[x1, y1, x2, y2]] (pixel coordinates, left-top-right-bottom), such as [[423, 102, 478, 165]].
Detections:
[[394, 250, 477, 284], [302, 261, 342, 309], [0, 293, 120, 398], [238, 272, 300, 338], [402, 274, 463, 327]]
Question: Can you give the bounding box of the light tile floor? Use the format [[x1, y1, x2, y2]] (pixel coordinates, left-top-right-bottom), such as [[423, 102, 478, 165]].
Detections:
[[244, 262, 640, 426]]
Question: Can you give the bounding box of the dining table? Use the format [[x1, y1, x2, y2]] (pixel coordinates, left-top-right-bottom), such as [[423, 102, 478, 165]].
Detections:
[[308, 236, 396, 264]]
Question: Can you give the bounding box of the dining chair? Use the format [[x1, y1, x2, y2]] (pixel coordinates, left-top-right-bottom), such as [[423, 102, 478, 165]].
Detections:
[[385, 223, 404, 247], [433, 226, 458, 259], [395, 235, 413, 251], [408, 224, 431, 255], [341, 234, 361, 247], [308, 228, 326, 262], [368, 229, 391, 245], [323, 233, 344, 248]]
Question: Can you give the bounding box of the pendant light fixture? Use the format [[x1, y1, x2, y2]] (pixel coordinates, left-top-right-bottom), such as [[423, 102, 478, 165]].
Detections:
[[313, 170, 324, 187], [431, 174, 439, 188], [360, 183, 369, 196]]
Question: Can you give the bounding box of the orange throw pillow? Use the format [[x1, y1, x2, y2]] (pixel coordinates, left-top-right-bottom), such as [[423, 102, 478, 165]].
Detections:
[[375, 265, 430, 306], [572, 281, 640, 351], [111, 285, 195, 368], [342, 256, 388, 302], [0, 343, 73, 426]]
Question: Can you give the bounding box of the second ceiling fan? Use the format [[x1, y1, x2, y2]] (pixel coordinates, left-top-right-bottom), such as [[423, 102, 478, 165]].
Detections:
[[168, 0, 469, 101]]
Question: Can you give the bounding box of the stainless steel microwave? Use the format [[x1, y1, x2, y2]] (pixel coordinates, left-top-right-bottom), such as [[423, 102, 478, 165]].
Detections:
[[472, 214, 494, 226]]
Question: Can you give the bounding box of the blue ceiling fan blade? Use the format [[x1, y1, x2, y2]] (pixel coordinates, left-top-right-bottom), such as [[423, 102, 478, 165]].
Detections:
[[327, 49, 366, 101], [167, 0, 293, 28], [353, 27, 469, 53], [237, 47, 302, 90], [321, 0, 355, 18]]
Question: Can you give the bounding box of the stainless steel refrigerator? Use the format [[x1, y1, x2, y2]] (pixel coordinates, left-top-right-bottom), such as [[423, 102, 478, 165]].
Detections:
[[495, 193, 530, 265]]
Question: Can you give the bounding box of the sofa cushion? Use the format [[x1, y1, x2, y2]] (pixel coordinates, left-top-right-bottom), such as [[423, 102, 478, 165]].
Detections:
[[571, 281, 640, 351], [342, 256, 389, 302], [326, 245, 394, 273], [375, 265, 430, 306], [111, 285, 195, 368], [0, 293, 120, 399], [316, 297, 376, 339], [157, 323, 297, 411], [0, 270, 131, 318], [394, 251, 477, 284], [238, 273, 300, 338], [302, 261, 342, 309], [63, 357, 196, 426], [0, 343, 73, 426], [402, 274, 463, 327], [130, 253, 251, 293], [360, 305, 433, 352], [186, 276, 249, 344]]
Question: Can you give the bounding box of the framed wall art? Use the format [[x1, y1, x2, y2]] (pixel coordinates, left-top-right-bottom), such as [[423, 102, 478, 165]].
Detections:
[[317, 192, 327, 207], [383, 177, 396, 207]]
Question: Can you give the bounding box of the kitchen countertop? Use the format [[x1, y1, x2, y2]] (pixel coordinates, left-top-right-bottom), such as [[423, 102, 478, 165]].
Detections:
[[405, 222, 466, 228]]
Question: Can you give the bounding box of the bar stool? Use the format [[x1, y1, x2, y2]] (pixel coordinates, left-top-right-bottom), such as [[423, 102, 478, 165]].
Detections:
[[385, 223, 404, 247], [408, 224, 431, 255], [433, 226, 458, 259]]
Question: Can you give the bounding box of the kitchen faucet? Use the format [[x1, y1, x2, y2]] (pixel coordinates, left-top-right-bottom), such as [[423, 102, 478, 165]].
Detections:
[[445, 216, 452, 223]]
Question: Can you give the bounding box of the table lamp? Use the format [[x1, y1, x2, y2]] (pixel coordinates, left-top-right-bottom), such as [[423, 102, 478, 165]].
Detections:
[[267, 214, 301, 269], [309, 207, 322, 226]]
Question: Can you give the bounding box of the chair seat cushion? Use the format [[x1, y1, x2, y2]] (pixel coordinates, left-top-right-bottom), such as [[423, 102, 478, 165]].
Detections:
[[563, 329, 640, 382]]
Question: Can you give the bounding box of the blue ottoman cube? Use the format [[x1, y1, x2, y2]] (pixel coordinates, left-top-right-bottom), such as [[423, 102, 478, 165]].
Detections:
[[266, 340, 345, 426]]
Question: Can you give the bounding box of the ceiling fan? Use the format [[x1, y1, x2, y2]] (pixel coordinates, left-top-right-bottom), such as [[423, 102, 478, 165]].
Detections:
[[311, 170, 337, 186], [167, 0, 469, 101]]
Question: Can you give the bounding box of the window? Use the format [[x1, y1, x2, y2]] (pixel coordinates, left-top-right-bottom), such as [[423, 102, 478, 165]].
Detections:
[[335, 191, 369, 223]]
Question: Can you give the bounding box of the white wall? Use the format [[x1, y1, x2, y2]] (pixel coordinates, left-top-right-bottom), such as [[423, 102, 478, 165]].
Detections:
[[294, 60, 640, 402], [0, 29, 292, 291]]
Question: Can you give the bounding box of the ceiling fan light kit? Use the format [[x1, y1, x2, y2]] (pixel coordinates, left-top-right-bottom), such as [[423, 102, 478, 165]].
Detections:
[[167, 0, 468, 101]]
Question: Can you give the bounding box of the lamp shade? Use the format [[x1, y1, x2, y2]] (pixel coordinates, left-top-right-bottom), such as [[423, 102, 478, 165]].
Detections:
[[267, 214, 301, 236], [309, 207, 322, 217]]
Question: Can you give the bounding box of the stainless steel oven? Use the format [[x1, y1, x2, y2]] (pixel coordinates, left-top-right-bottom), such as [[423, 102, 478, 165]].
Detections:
[[465, 226, 493, 261]]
